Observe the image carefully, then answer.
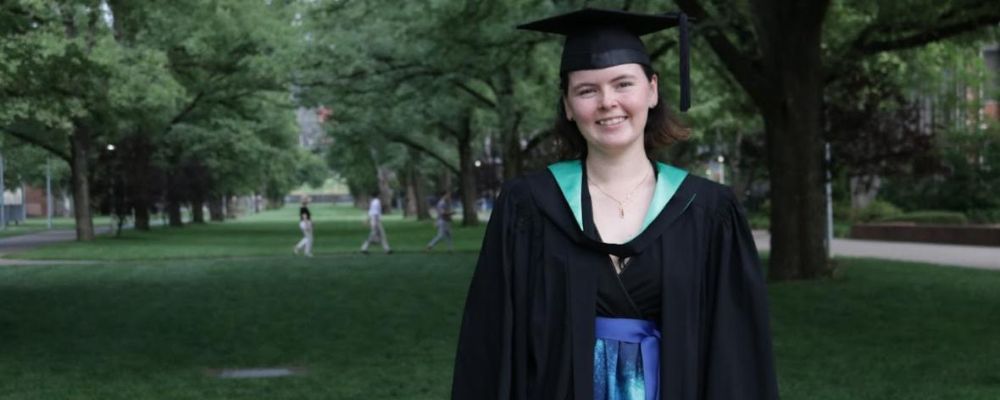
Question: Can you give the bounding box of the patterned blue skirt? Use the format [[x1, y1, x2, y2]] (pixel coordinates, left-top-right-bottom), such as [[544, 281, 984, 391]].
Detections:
[[593, 317, 661, 400]]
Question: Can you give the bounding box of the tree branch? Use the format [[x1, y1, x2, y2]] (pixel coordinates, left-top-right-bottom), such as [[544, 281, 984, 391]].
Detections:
[[523, 128, 554, 156], [385, 133, 459, 174], [648, 39, 676, 63], [0, 127, 71, 161], [168, 91, 206, 126], [453, 80, 497, 108], [852, 13, 1000, 55], [673, 0, 769, 105]]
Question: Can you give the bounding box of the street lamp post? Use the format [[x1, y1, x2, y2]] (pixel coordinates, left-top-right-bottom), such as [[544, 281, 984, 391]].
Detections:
[[46, 157, 53, 229], [106, 144, 115, 230], [716, 155, 726, 185], [825, 142, 834, 258], [0, 150, 6, 231]]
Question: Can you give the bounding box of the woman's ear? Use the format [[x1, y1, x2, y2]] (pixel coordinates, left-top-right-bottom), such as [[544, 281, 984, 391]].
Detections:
[[563, 97, 574, 121], [648, 74, 659, 109]]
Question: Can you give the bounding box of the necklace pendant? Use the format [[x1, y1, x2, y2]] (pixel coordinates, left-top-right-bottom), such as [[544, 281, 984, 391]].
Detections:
[[619, 206, 625, 219]]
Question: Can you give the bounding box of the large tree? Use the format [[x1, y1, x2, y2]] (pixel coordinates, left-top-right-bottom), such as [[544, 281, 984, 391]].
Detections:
[[2, 0, 311, 236], [674, 0, 1000, 280], [1, 0, 182, 240]]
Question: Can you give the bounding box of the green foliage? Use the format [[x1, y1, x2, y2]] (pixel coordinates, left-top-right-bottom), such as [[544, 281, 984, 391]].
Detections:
[[877, 210, 969, 225], [882, 123, 1000, 213], [833, 199, 853, 222], [295, 149, 329, 189], [967, 209, 1000, 224], [852, 199, 903, 223], [748, 213, 770, 230], [0, 0, 317, 236], [0, 138, 70, 188]]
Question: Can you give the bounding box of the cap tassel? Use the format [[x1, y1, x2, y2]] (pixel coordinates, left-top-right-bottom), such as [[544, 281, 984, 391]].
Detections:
[[679, 12, 690, 112]]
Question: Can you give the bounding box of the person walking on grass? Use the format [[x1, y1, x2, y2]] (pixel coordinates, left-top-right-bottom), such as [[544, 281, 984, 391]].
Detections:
[[426, 190, 454, 252], [293, 196, 314, 257], [360, 191, 392, 255]]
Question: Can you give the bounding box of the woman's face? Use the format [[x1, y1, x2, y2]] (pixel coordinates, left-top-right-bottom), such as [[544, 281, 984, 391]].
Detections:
[[563, 63, 658, 154]]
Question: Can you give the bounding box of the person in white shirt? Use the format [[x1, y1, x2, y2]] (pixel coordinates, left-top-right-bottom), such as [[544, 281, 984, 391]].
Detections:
[[360, 191, 391, 254], [425, 190, 454, 251], [293, 197, 314, 257]]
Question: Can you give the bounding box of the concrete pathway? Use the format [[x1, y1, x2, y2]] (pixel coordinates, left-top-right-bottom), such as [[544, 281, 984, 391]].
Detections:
[[0, 227, 111, 265], [753, 230, 1000, 271]]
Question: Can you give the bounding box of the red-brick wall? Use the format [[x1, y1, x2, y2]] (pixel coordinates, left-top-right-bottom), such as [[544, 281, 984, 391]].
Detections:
[[23, 186, 48, 217]]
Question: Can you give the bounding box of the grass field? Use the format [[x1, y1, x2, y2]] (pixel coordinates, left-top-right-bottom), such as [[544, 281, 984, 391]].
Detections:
[[0, 216, 113, 239], [9, 205, 485, 261], [1, 205, 998, 399]]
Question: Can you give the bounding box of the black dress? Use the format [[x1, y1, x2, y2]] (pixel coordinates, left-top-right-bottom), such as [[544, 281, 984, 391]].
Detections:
[[451, 160, 779, 400]]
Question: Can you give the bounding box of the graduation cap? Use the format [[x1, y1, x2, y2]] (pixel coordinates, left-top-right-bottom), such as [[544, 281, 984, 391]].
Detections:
[[518, 8, 692, 111]]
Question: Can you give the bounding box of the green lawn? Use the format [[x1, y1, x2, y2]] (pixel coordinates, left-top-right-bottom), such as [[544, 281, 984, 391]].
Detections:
[[0, 216, 113, 239], [1, 205, 998, 399], [9, 204, 485, 261]]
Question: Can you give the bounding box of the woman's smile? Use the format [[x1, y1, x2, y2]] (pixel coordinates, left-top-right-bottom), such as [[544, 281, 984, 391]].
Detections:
[[596, 116, 628, 126]]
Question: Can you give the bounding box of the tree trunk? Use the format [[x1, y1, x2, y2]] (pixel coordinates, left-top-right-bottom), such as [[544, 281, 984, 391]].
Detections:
[[209, 196, 225, 222], [497, 67, 524, 180], [69, 123, 95, 241], [191, 199, 205, 223], [166, 174, 183, 227], [130, 135, 152, 231], [753, 0, 832, 280], [762, 105, 830, 280], [458, 135, 479, 226], [404, 165, 416, 218], [190, 179, 205, 223], [403, 153, 431, 220], [502, 130, 522, 180], [376, 166, 393, 214], [167, 200, 183, 227], [414, 168, 430, 220], [134, 199, 150, 231]]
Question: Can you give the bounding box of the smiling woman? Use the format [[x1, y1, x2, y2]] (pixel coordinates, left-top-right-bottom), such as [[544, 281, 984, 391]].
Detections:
[[557, 64, 688, 161], [451, 7, 779, 400], [563, 64, 658, 155]]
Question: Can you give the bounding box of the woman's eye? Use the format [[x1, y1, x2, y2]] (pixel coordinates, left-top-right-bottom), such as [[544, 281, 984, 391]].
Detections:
[[576, 88, 596, 96], [617, 81, 634, 89]]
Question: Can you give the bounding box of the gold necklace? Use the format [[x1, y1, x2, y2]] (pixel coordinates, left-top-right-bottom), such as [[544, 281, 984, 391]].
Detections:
[[588, 168, 651, 219]]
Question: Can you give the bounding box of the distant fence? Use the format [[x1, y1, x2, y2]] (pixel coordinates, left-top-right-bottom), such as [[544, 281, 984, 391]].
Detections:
[[851, 223, 1000, 247], [2, 204, 25, 225]]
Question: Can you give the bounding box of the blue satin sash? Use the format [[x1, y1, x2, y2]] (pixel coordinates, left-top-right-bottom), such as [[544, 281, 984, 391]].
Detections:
[[594, 317, 661, 400]]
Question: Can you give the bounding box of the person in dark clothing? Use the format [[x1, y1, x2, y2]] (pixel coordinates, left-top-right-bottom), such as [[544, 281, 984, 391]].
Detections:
[[451, 8, 779, 400]]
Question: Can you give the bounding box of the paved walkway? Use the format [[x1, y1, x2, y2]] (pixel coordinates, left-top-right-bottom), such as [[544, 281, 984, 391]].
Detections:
[[753, 231, 1000, 271], [0, 227, 111, 265]]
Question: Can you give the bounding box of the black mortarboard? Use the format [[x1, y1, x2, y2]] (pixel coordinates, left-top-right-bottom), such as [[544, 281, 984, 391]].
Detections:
[[517, 8, 692, 111]]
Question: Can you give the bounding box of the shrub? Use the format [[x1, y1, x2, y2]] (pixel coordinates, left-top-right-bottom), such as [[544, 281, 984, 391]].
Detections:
[[877, 211, 968, 225], [967, 209, 1000, 224], [748, 213, 770, 230], [833, 200, 852, 221], [852, 200, 902, 223]]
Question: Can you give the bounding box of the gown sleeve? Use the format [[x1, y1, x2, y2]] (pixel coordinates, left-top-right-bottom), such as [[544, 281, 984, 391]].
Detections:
[[451, 182, 518, 400], [704, 189, 780, 399]]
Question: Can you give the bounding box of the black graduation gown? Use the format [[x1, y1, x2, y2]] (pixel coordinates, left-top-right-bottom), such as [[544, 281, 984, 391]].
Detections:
[[451, 166, 779, 400], [582, 164, 663, 322]]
